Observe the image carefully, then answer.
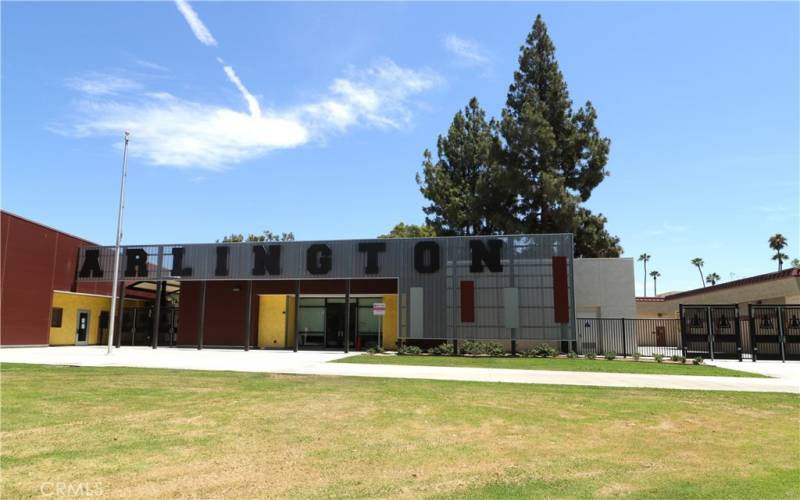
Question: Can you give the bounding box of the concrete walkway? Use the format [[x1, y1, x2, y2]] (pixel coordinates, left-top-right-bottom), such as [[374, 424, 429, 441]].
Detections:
[[2, 346, 799, 394]]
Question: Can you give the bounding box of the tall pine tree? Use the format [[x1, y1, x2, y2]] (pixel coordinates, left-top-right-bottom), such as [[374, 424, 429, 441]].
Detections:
[[499, 15, 621, 257], [417, 97, 511, 235]]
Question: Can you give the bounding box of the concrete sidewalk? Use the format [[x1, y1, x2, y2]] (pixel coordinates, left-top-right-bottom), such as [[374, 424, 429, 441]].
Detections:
[[1, 346, 799, 394]]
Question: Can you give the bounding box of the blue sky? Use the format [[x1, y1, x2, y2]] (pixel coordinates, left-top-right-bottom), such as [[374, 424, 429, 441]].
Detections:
[[2, 1, 798, 296]]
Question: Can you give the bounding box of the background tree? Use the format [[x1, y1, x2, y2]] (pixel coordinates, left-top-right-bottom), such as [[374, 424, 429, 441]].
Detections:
[[378, 223, 437, 239], [705, 272, 720, 286], [638, 253, 651, 296], [691, 258, 705, 288], [218, 230, 295, 243], [792, 258, 800, 269], [768, 234, 788, 271], [496, 15, 621, 257], [649, 270, 661, 296], [417, 97, 507, 235]]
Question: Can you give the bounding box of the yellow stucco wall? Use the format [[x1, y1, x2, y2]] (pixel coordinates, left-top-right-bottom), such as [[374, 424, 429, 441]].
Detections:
[[49, 291, 146, 346], [382, 294, 398, 349]]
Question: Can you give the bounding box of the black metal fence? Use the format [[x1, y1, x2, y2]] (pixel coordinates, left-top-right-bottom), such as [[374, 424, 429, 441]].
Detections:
[[679, 305, 743, 361], [577, 318, 683, 358], [748, 305, 800, 361], [577, 305, 800, 362]]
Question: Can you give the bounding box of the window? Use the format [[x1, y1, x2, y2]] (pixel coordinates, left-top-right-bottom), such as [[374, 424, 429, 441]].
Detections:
[[51, 307, 63, 328]]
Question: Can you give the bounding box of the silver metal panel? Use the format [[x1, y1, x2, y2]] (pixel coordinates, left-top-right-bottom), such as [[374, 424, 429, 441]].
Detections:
[[77, 234, 575, 343], [409, 287, 424, 338], [503, 287, 520, 329]]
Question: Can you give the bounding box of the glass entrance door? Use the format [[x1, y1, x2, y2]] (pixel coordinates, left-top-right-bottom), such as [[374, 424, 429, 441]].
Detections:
[[75, 311, 89, 344], [324, 302, 356, 349], [325, 303, 345, 348]]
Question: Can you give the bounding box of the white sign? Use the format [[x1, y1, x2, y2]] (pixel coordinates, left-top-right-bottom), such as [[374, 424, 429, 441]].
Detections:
[[372, 303, 386, 316]]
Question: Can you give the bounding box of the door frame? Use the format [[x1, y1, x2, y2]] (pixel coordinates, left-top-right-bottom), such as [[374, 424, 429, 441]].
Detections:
[[75, 309, 91, 345]]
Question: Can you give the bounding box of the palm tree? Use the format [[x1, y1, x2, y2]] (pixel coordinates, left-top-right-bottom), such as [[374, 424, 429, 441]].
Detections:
[[638, 253, 651, 296], [705, 272, 720, 286], [768, 234, 788, 271], [691, 258, 705, 288], [649, 270, 661, 296]]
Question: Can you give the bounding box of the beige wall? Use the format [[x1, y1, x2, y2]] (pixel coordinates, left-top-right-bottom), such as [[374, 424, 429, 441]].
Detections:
[[636, 276, 800, 318], [574, 258, 636, 318]]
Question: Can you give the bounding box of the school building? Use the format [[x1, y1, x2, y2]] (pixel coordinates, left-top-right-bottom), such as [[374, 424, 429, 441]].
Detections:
[[0, 210, 636, 351]]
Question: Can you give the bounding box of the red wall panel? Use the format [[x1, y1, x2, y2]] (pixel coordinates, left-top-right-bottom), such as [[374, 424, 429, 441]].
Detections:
[[0, 212, 109, 345], [552, 256, 570, 324]]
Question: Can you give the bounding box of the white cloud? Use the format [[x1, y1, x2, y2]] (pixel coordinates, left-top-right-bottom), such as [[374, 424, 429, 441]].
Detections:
[[66, 74, 141, 95], [57, 60, 440, 170], [443, 34, 489, 66], [301, 59, 441, 131], [135, 59, 168, 72], [62, 92, 307, 169], [174, 0, 217, 47], [217, 57, 261, 117]]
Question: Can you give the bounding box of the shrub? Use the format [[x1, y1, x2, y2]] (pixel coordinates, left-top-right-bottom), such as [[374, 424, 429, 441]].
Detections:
[[427, 342, 454, 356], [693, 356, 704, 365], [366, 346, 385, 355], [461, 340, 505, 356], [677, 356, 687, 364], [654, 354, 664, 363], [523, 344, 558, 358], [632, 352, 641, 361], [566, 351, 578, 359], [396, 345, 422, 356], [586, 352, 597, 360], [604, 352, 616, 361]]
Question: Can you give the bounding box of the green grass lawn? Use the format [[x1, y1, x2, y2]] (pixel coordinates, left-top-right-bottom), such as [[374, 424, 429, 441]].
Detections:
[[2, 363, 797, 499], [334, 354, 765, 377]]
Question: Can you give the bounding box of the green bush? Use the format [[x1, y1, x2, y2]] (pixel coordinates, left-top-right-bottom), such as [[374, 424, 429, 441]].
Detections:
[[632, 352, 641, 361], [523, 344, 558, 358], [677, 356, 687, 364], [396, 345, 422, 356], [604, 352, 616, 361], [461, 340, 505, 356], [566, 351, 578, 359], [427, 342, 454, 356], [586, 352, 597, 360], [366, 346, 385, 355], [693, 356, 704, 365], [654, 354, 664, 363]]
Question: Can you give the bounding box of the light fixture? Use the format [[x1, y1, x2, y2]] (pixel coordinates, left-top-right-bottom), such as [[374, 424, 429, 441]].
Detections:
[[232, 286, 241, 292]]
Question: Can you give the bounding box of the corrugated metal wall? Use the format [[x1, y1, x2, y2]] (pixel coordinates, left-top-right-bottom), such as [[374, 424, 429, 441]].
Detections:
[[77, 234, 575, 343]]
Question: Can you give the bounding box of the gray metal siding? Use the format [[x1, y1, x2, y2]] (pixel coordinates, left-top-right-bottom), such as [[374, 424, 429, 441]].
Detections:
[[77, 234, 575, 342]]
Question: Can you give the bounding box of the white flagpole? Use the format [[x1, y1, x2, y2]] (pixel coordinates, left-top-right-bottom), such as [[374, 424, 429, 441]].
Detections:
[[107, 131, 130, 355]]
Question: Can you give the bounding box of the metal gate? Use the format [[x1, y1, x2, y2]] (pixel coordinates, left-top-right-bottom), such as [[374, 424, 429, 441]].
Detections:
[[680, 305, 742, 361], [748, 305, 800, 361]]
